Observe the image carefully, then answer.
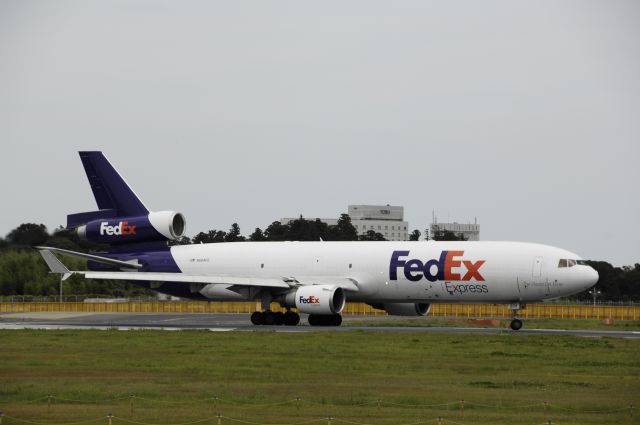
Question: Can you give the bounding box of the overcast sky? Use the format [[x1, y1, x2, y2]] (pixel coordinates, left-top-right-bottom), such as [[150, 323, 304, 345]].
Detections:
[[1, 1, 639, 266]]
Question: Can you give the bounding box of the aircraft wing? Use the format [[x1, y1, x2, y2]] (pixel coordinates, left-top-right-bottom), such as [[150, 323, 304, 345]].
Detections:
[[36, 248, 358, 291], [81, 271, 292, 288], [293, 277, 359, 292]]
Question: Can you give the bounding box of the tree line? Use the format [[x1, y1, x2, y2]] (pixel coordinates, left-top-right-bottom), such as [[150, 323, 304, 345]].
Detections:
[[0, 219, 638, 301]]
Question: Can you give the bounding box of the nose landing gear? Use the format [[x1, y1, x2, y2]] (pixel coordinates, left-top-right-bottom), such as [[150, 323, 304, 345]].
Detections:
[[510, 318, 523, 331], [508, 303, 524, 331]]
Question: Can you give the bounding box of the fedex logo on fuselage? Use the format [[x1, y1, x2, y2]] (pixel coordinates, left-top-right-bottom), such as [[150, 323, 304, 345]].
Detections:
[[390, 250, 485, 282], [99, 221, 137, 236]]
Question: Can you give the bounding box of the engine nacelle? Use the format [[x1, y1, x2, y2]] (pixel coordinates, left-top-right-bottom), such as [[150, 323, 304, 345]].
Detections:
[[78, 211, 186, 245], [284, 285, 346, 315], [369, 303, 431, 316]]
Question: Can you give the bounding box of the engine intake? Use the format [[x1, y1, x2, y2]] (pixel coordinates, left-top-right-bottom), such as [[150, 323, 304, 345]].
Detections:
[[284, 285, 346, 315], [77, 211, 186, 245], [369, 303, 431, 316]]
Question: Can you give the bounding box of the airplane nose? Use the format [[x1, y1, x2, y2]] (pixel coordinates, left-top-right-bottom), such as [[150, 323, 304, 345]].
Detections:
[[585, 266, 599, 288]]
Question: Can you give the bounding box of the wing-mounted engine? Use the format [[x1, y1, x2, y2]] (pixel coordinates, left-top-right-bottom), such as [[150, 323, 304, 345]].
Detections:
[[283, 285, 346, 315], [369, 302, 431, 316], [76, 211, 186, 245]]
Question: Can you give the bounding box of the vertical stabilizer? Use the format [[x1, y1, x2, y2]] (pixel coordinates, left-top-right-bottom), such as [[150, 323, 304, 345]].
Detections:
[[79, 151, 149, 216]]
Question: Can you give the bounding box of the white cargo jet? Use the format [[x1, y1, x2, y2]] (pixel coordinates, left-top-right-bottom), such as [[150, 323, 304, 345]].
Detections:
[[37, 152, 599, 330]]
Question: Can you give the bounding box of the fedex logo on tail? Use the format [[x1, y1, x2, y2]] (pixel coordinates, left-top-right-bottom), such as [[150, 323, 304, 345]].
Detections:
[[99, 221, 137, 236], [390, 250, 485, 282]]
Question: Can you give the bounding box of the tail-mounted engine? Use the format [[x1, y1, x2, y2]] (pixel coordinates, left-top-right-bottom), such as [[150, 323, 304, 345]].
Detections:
[[77, 211, 186, 245], [369, 302, 431, 316], [282, 285, 346, 315]]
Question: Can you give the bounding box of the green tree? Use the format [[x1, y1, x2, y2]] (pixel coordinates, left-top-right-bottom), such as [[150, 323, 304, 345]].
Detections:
[[577, 261, 640, 302], [328, 214, 358, 241], [225, 223, 246, 242], [248, 228, 266, 241], [264, 221, 291, 241], [6, 223, 49, 246], [286, 217, 329, 241], [430, 229, 468, 241], [358, 230, 386, 241], [409, 229, 421, 241], [192, 230, 227, 244]]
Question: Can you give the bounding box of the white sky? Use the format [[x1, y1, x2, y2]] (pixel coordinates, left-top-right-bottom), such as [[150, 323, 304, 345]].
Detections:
[[1, 1, 639, 266]]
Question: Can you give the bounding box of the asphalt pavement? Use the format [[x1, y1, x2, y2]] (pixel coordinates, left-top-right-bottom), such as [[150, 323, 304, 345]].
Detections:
[[0, 312, 638, 338]]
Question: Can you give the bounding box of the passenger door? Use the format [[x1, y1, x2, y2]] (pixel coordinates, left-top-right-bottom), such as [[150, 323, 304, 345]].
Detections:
[[532, 256, 550, 297]]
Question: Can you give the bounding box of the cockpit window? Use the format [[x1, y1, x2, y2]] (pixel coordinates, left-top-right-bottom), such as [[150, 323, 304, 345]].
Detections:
[[559, 259, 582, 268]]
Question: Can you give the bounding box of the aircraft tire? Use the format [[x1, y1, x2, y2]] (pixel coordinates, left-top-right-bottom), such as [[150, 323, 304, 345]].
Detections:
[[263, 311, 276, 326], [308, 314, 321, 326], [308, 314, 342, 326], [284, 312, 300, 326], [510, 319, 523, 331], [250, 311, 264, 326], [274, 312, 284, 325]]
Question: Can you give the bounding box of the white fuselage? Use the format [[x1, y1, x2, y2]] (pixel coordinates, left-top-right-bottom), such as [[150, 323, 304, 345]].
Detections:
[[170, 241, 598, 304]]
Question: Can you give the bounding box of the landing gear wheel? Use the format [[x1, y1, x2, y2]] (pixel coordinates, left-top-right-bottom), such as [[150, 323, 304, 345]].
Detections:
[[274, 312, 284, 326], [250, 311, 264, 325], [510, 318, 523, 331], [263, 311, 275, 326], [308, 314, 342, 327], [308, 314, 320, 326], [284, 312, 300, 326]]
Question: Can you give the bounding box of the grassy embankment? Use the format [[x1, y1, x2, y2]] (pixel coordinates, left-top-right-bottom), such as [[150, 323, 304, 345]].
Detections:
[[1, 330, 638, 425]]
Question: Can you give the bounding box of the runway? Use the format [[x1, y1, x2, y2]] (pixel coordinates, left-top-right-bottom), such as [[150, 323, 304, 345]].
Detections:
[[1, 312, 638, 338]]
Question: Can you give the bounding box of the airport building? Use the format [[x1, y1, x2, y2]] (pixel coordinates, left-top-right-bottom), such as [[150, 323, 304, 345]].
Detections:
[[281, 204, 409, 241], [429, 220, 480, 241]]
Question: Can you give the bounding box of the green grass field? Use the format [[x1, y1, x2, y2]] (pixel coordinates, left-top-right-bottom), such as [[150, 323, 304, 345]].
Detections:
[[342, 316, 640, 331], [1, 330, 638, 425]]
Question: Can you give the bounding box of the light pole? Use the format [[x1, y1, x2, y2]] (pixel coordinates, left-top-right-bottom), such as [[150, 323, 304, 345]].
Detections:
[[588, 288, 601, 306]]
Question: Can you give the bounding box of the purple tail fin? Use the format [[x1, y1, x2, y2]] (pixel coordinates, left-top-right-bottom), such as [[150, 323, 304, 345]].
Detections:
[[67, 152, 149, 228]]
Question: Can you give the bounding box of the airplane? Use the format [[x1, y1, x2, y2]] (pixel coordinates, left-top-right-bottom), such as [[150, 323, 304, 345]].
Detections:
[[37, 151, 599, 330]]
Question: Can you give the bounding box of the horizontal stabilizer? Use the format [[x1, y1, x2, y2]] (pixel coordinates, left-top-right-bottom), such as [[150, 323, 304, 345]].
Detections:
[[35, 246, 142, 270]]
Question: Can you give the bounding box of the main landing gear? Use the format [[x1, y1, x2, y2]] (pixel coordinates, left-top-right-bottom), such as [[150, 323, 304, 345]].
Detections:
[[249, 312, 343, 326], [251, 310, 300, 326], [508, 303, 524, 331], [308, 314, 342, 327]]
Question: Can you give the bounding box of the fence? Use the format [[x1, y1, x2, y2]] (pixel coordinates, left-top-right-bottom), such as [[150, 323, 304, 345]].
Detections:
[[0, 301, 638, 320]]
